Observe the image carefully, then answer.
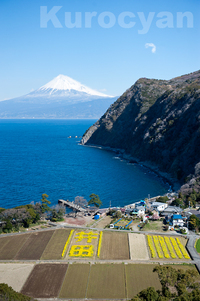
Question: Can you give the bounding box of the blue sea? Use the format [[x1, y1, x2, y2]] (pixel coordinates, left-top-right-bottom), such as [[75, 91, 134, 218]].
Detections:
[[0, 120, 169, 209]]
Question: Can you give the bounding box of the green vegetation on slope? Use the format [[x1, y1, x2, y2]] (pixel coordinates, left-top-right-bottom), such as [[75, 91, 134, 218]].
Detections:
[[82, 70, 200, 182], [0, 283, 36, 301]]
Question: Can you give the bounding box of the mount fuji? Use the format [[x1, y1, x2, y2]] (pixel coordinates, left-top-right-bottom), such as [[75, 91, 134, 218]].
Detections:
[[0, 75, 117, 119]]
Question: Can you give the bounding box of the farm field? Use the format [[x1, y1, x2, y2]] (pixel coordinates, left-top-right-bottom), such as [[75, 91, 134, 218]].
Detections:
[[147, 235, 190, 260], [86, 264, 126, 299], [125, 264, 161, 297], [100, 232, 130, 260], [0, 262, 198, 299], [0, 234, 30, 260], [41, 229, 71, 260], [0, 263, 34, 292], [66, 229, 99, 259], [15, 230, 55, 260], [141, 220, 164, 232], [59, 264, 90, 298], [21, 263, 68, 298], [128, 233, 149, 260], [93, 215, 112, 228]]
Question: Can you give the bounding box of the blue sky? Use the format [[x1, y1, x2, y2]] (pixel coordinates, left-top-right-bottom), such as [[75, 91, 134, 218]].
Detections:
[[0, 0, 200, 100]]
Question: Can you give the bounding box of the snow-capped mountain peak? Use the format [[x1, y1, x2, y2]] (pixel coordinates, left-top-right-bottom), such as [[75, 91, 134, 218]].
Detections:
[[39, 74, 112, 98]]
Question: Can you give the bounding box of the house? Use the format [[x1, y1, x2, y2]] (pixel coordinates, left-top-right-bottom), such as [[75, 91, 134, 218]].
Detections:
[[161, 206, 183, 216], [131, 206, 145, 217], [169, 214, 184, 227], [151, 202, 168, 212], [187, 210, 200, 219]]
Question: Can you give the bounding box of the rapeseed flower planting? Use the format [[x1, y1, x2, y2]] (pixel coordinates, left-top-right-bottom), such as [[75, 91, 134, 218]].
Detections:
[[176, 238, 190, 259], [147, 235, 157, 258], [147, 235, 189, 260], [97, 231, 103, 258], [164, 237, 177, 259], [75, 231, 98, 243], [170, 237, 183, 259], [153, 236, 164, 258], [62, 229, 74, 258], [158, 236, 170, 259], [69, 245, 94, 257]]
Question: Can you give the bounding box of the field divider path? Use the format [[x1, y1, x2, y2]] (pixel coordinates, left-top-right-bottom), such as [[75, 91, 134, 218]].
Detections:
[[124, 263, 128, 299], [85, 263, 92, 299]]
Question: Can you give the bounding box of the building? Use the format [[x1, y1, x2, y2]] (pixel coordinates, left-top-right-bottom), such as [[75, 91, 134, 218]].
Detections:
[[151, 202, 168, 212], [187, 210, 200, 219], [169, 214, 184, 227], [161, 206, 183, 216], [131, 206, 145, 216]]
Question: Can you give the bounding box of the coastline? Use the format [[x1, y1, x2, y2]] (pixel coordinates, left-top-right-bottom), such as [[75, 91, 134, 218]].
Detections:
[[80, 143, 181, 193]]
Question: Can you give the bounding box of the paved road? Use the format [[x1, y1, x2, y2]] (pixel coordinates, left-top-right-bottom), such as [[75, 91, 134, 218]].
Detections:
[[186, 232, 200, 273]]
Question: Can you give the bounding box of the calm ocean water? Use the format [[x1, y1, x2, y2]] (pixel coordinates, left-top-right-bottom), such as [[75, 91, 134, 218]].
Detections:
[[0, 120, 169, 209]]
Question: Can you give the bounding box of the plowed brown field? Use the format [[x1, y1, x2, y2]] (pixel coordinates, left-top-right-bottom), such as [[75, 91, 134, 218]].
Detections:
[[21, 263, 68, 298], [15, 230, 54, 260], [0, 234, 30, 260], [100, 232, 130, 260]]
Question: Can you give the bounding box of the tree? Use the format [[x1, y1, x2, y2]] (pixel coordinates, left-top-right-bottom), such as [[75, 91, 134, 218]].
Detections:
[[171, 198, 183, 207], [50, 205, 65, 222], [156, 196, 169, 203], [88, 194, 102, 208], [114, 210, 122, 218], [73, 196, 88, 217], [0, 283, 34, 301], [41, 194, 51, 213], [189, 214, 200, 232], [0, 208, 32, 231], [132, 266, 200, 301], [138, 287, 159, 301]]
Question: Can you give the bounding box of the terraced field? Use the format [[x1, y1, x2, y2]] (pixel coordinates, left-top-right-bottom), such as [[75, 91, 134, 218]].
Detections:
[[125, 264, 161, 297], [15, 230, 55, 260], [1, 262, 198, 299], [100, 231, 130, 260], [21, 264, 68, 298], [59, 264, 90, 299], [0, 228, 191, 262], [41, 229, 71, 260], [146, 235, 190, 260], [129, 233, 149, 260], [0, 234, 30, 260], [87, 264, 126, 299]]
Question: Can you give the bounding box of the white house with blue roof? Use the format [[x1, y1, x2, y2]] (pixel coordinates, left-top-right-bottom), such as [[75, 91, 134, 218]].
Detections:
[[169, 214, 184, 227]]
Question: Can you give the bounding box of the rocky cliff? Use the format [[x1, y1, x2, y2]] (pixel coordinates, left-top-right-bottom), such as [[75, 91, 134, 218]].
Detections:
[[81, 70, 200, 182]]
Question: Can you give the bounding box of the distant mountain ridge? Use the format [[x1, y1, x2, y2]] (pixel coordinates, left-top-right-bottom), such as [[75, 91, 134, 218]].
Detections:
[[0, 75, 117, 118], [81, 70, 200, 182]]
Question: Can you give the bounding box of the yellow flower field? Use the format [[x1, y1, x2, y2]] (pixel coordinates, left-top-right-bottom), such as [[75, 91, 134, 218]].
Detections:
[[146, 235, 190, 260]]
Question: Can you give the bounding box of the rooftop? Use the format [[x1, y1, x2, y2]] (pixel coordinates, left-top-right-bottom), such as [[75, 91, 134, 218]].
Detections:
[[163, 206, 182, 212], [151, 202, 167, 206], [172, 214, 183, 220]]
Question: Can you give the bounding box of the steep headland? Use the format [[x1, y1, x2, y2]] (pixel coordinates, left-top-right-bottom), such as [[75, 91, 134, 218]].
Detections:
[[81, 70, 200, 183]]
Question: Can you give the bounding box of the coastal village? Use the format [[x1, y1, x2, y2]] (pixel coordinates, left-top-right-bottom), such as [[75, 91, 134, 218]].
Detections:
[[0, 192, 200, 300], [58, 192, 198, 235]]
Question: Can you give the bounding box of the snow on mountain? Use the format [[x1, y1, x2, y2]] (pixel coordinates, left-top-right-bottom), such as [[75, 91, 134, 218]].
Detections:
[[38, 74, 112, 98], [0, 74, 118, 118]]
